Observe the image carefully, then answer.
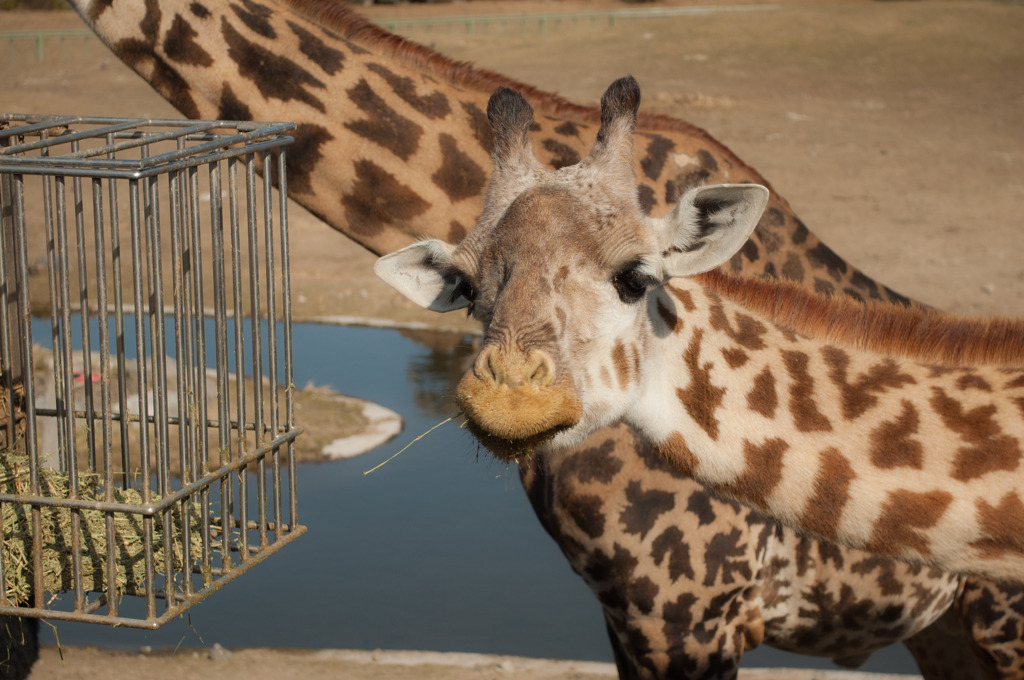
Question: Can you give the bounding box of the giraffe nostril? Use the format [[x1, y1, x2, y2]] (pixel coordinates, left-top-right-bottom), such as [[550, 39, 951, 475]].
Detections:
[[526, 350, 555, 387], [474, 345, 502, 385]]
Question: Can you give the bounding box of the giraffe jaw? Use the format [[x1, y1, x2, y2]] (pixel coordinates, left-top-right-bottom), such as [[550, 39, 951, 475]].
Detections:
[[460, 419, 574, 463], [456, 373, 584, 463]]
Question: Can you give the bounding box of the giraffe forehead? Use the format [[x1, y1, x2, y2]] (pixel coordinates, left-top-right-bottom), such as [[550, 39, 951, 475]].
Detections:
[[479, 184, 653, 274]]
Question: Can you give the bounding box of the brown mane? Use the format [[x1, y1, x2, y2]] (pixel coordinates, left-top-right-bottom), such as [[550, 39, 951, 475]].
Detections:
[[696, 270, 1024, 368], [283, 0, 777, 194]]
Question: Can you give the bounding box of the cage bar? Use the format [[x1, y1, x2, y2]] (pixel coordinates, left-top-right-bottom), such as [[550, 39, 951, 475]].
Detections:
[[0, 114, 304, 628]]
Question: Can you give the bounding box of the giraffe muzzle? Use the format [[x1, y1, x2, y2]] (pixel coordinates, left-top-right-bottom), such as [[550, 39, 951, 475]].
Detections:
[[456, 346, 583, 462]]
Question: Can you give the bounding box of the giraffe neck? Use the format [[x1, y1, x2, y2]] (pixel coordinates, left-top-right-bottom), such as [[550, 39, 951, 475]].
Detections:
[[71, 0, 912, 308], [628, 272, 1024, 581]]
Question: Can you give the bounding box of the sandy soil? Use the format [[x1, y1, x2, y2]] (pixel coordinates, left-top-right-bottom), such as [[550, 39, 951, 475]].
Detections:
[[3, 0, 1023, 678], [24, 646, 928, 680]]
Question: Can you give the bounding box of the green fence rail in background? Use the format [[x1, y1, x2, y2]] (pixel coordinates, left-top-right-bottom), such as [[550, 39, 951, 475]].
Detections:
[[376, 4, 778, 35], [0, 28, 93, 62], [1, 5, 777, 63]]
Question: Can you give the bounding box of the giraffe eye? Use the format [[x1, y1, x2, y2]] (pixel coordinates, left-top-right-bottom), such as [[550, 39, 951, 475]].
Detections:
[[612, 263, 658, 304], [452, 277, 476, 303], [449, 273, 477, 316]]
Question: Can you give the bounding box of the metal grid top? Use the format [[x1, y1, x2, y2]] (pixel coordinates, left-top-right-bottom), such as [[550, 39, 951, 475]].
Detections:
[[0, 115, 295, 179]]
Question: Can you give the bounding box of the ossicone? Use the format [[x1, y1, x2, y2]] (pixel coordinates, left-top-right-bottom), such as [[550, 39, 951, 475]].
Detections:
[[486, 86, 535, 161], [598, 75, 641, 133]]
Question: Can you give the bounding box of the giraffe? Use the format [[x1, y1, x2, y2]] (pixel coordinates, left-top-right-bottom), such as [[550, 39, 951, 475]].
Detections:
[[374, 78, 1024, 680], [66, 1, 1022, 676], [377, 75, 1024, 584]]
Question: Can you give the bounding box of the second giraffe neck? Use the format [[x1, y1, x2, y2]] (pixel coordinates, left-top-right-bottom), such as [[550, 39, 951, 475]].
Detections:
[[627, 273, 1024, 578]]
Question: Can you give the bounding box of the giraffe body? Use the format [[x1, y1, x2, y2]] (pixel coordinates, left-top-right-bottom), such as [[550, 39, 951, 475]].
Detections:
[[66, 0, 1023, 673], [521, 425, 962, 678], [377, 77, 1024, 584]]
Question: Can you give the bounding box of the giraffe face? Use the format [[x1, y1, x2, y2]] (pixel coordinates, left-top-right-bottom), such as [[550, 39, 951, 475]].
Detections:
[[376, 77, 768, 461]]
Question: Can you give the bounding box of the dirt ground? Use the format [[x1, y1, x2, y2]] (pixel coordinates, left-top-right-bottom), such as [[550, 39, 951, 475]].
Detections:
[[25, 646, 919, 680], [3, 0, 1023, 678]]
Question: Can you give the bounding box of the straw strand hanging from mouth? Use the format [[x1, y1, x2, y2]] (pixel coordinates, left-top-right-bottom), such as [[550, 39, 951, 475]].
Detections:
[[363, 412, 462, 476]]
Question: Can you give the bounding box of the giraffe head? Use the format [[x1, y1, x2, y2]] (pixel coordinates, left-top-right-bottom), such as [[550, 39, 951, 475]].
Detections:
[[376, 77, 768, 461]]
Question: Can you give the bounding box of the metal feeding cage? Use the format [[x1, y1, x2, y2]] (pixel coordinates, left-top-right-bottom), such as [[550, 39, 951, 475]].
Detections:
[[0, 114, 305, 628]]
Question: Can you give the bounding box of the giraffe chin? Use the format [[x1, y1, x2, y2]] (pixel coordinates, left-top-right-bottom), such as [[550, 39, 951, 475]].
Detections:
[[456, 374, 584, 463], [461, 419, 570, 463]]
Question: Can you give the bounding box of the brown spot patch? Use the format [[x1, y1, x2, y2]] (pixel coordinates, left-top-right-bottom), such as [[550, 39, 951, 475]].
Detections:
[[821, 346, 917, 420], [553, 120, 581, 138], [640, 133, 674, 181], [559, 492, 605, 539], [782, 351, 833, 433], [620, 481, 676, 540], [869, 400, 923, 470], [781, 251, 805, 283], [230, 0, 275, 38], [541, 138, 581, 169], [666, 284, 696, 312], [866, 489, 953, 557], [676, 330, 725, 440], [163, 13, 213, 66], [217, 82, 252, 121], [432, 133, 486, 202], [651, 526, 695, 582], [287, 19, 345, 75], [562, 437, 624, 485], [368, 63, 451, 119], [447, 220, 468, 244], [341, 159, 429, 237], [800, 447, 855, 541], [957, 373, 992, 392], [611, 340, 631, 390], [222, 18, 326, 112], [718, 437, 788, 511], [972, 492, 1024, 560], [807, 242, 849, 282], [636, 185, 656, 215], [282, 123, 334, 195], [747, 366, 777, 418], [113, 38, 201, 119], [460, 101, 494, 153], [722, 347, 749, 369], [708, 298, 768, 351], [345, 78, 422, 160], [930, 387, 1022, 482], [87, 0, 117, 24], [655, 432, 699, 476]]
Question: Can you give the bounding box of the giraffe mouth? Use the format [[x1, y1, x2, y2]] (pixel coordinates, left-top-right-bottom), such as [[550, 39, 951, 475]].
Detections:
[[460, 419, 573, 463], [455, 372, 584, 463]]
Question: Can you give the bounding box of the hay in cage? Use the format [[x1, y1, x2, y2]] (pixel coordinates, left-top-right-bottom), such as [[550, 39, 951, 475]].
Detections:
[[0, 451, 207, 605]]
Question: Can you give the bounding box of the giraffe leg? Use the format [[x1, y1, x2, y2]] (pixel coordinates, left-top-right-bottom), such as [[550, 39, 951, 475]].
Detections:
[[605, 619, 644, 680], [902, 605, 988, 679], [956, 579, 1024, 679], [600, 603, 760, 680]]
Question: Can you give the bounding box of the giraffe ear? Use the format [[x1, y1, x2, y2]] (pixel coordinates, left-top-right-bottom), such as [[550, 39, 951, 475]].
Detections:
[[374, 240, 471, 313], [654, 184, 769, 279]]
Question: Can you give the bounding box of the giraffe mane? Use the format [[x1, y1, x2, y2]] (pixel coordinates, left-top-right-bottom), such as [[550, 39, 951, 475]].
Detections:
[[281, 0, 779, 197], [696, 270, 1024, 367]]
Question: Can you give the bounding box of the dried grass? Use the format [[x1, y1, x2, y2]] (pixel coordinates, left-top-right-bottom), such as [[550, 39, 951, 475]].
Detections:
[[0, 452, 206, 605]]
